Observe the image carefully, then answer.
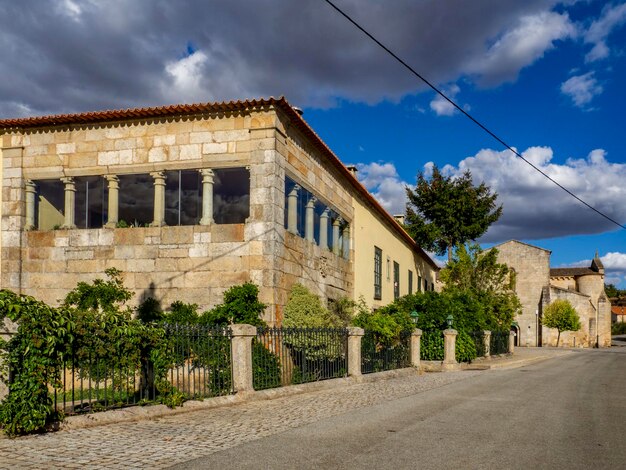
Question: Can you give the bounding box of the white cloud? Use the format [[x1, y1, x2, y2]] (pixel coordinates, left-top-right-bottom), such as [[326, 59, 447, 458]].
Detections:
[[560, 72, 603, 108], [163, 50, 210, 104], [355, 162, 409, 215], [466, 11, 577, 84], [430, 84, 460, 116], [584, 2, 626, 62], [438, 147, 626, 242]]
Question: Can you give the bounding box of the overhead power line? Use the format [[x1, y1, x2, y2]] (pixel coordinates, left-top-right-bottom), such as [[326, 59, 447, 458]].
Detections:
[[323, 0, 626, 231]]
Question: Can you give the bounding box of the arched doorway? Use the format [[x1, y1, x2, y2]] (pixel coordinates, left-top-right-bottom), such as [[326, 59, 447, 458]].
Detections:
[[510, 324, 519, 347]]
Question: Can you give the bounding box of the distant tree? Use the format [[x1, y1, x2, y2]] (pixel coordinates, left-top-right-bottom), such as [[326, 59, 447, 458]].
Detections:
[[605, 283, 619, 298], [542, 299, 581, 347], [405, 165, 502, 262]]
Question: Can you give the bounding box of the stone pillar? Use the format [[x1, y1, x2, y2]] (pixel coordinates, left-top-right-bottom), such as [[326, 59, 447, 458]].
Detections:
[[150, 171, 166, 227], [104, 175, 119, 228], [61, 177, 76, 229], [483, 330, 491, 357], [287, 184, 300, 234], [305, 196, 317, 242], [508, 331, 516, 354], [347, 327, 364, 377], [199, 168, 214, 226], [24, 180, 37, 230], [230, 324, 257, 393], [332, 217, 342, 255], [319, 208, 329, 249], [410, 328, 422, 369], [443, 329, 458, 368], [341, 223, 350, 258]]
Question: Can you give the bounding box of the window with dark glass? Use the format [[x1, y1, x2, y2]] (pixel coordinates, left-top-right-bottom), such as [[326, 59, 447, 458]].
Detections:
[[408, 270, 413, 295], [214, 168, 250, 224], [165, 170, 202, 226], [74, 176, 107, 229], [424, 279, 429, 292], [393, 261, 400, 300], [418, 275, 422, 292], [34, 179, 64, 230], [374, 247, 382, 300], [118, 174, 154, 227]]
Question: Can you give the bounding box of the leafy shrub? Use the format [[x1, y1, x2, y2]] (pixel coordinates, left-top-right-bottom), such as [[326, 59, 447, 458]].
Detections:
[[543, 299, 581, 347], [352, 303, 412, 346], [137, 297, 163, 323], [200, 282, 267, 327], [165, 301, 200, 324], [612, 322, 626, 335], [283, 284, 338, 327], [252, 341, 281, 390], [420, 331, 444, 360], [455, 330, 477, 363]]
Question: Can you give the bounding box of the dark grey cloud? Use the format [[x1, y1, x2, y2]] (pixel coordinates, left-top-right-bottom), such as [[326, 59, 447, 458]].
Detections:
[[0, 0, 573, 117]]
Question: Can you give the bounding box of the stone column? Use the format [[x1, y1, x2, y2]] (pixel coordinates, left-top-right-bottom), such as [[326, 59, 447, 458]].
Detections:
[[199, 168, 214, 226], [319, 208, 329, 249], [287, 184, 300, 234], [410, 328, 422, 369], [24, 180, 37, 230], [443, 329, 458, 369], [347, 327, 364, 377], [332, 217, 342, 255], [230, 324, 257, 393], [104, 175, 119, 228], [61, 177, 76, 229], [508, 331, 516, 354], [341, 223, 350, 258], [305, 196, 317, 242], [150, 171, 166, 227], [483, 330, 491, 357]]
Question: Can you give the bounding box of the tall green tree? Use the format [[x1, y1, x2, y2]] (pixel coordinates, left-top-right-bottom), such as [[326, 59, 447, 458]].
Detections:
[[542, 299, 581, 347], [405, 165, 502, 262], [439, 244, 521, 330]]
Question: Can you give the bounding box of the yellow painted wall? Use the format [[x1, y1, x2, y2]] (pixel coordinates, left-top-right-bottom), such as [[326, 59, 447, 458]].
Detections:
[[352, 195, 436, 309]]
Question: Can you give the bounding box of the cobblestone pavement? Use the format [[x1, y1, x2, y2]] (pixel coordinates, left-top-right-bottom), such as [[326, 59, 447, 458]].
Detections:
[[0, 371, 480, 469]]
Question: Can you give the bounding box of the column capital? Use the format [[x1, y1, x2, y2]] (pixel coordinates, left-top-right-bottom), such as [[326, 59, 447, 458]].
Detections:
[[150, 171, 166, 181], [306, 196, 317, 208], [333, 216, 343, 226], [61, 176, 75, 189], [320, 208, 330, 218], [289, 184, 301, 196], [24, 179, 36, 192], [200, 168, 215, 181], [105, 174, 119, 182]]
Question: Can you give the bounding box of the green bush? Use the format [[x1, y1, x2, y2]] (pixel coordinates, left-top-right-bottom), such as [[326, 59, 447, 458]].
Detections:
[[252, 341, 281, 390], [420, 331, 444, 360], [612, 322, 626, 335], [455, 330, 477, 363], [165, 301, 200, 324], [137, 297, 163, 323], [283, 284, 338, 327], [200, 282, 267, 327]]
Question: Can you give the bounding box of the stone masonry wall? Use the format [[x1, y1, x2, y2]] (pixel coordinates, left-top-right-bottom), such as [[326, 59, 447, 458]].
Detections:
[[546, 286, 593, 347], [494, 241, 551, 347]]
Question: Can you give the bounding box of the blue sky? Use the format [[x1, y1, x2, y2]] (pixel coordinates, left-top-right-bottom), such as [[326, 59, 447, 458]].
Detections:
[[0, 0, 624, 285]]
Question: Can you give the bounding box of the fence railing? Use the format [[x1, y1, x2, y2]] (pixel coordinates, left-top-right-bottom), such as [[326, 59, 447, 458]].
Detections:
[[490, 331, 509, 355], [253, 327, 348, 390], [361, 330, 411, 374], [468, 331, 486, 357], [51, 324, 233, 416]]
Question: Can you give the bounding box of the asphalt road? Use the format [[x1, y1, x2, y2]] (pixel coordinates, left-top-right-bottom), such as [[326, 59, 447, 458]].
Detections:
[[175, 348, 626, 470]]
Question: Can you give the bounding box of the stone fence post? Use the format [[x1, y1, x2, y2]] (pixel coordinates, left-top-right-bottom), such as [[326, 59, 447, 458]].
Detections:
[[483, 330, 491, 357], [230, 324, 257, 393], [443, 329, 457, 370], [411, 328, 422, 368], [347, 327, 364, 377], [508, 331, 516, 354]]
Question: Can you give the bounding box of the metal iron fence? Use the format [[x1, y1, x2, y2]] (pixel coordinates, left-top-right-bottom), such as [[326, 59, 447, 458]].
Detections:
[[490, 330, 509, 355], [51, 324, 233, 416], [468, 331, 486, 357], [253, 327, 348, 390], [361, 330, 411, 374]]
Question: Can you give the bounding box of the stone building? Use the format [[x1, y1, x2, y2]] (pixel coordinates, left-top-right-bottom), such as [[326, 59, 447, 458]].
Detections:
[[495, 240, 611, 348], [0, 98, 437, 324]]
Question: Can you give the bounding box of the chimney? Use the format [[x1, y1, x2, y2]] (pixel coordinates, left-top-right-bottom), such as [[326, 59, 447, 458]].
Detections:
[[393, 214, 405, 225], [346, 165, 358, 177]]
